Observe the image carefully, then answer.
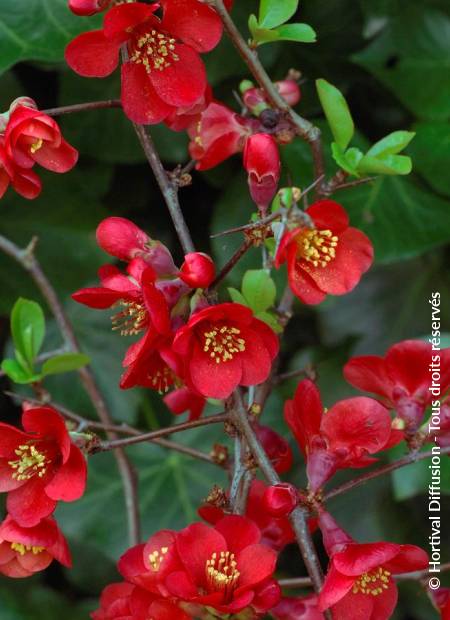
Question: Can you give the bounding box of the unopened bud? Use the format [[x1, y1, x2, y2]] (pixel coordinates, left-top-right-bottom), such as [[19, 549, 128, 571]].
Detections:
[[243, 133, 281, 214], [263, 483, 299, 517], [180, 252, 216, 289]]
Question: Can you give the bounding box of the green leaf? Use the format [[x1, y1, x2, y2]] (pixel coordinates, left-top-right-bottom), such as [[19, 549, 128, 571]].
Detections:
[[408, 121, 450, 197], [41, 353, 90, 377], [0, 359, 39, 384], [353, 8, 450, 120], [10, 298, 45, 368], [258, 0, 299, 29], [366, 131, 416, 157], [242, 270, 277, 313], [0, 1, 101, 75], [227, 287, 248, 306], [271, 23, 317, 43], [357, 153, 412, 175], [256, 311, 283, 333], [331, 143, 360, 176], [316, 79, 354, 150]]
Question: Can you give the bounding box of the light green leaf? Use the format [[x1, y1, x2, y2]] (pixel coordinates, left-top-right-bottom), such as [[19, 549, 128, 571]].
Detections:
[[331, 143, 360, 176], [41, 353, 90, 377], [256, 311, 283, 333], [272, 23, 317, 43], [357, 153, 412, 175], [1, 358, 39, 384], [316, 79, 354, 150], [10, 298, 45, 368], [258, 0, 299, 29], [242, 270, 277, 313], [227, 287, 248, 306], [366, 131, 416, 157]]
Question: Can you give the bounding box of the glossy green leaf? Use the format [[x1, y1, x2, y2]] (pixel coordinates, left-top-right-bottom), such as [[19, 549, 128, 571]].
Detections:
[[227, 287, 248, 306], [256, 310, 283, 333], [258, 0, 299, 29], [366, 131, 416, 157], [272, 23, 317, 43], [41, 353, 90, 377], [0, 358, 38, 384], [316, 79, 354, 150], [10, 298, 45, 368], [242, 269, 277, 313], [331, 142, 360, 176], [357, 153, 412, 175]]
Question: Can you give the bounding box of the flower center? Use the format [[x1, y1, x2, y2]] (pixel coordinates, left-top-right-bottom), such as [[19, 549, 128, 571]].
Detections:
[[129, 28, 179, 74], [30, 139, 43, 154], [352, 567, 391, 596], [11, 542, 45, 556], [8, 444, 49, 481], [296, 228, 338, 268], [203, 326, 246, 364], [111, 301, 147, 336], [148, 546, 169, 571], [148, 365, 175, 394], [206, 551, 240, 595]]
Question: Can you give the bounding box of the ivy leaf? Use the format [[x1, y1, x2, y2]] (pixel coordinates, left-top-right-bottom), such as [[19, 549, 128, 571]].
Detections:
[[10, 298, 45, 370], [316, 79, 354, 150], [357, 154, 412, 176], [258, 0, 299, 29], [242, 270, 277, 314], [366, 131, 416, 158], [41, 353, 90, 377]]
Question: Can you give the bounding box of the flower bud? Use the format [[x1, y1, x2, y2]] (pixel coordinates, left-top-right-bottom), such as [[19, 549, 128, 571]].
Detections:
[[9, 97, 37, 114], [275, 79, 301, 106], [180, 252, 216, 289], [243, 133, 281, 214], [242, 87, 270, 116], [68, 0, 110, 15], [254, 423, 293, 474], [318, 510, 353, 555], [263, 483, 298, 517]]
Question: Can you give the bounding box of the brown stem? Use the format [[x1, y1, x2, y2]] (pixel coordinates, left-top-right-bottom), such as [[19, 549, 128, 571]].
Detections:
[[208, 239, 253, 291], [132, 124, 195, 254], [93, 413, 229, 452], [42, 100, 122, 117], [324, 446, 450, 501], [0, 234, 141, 546]]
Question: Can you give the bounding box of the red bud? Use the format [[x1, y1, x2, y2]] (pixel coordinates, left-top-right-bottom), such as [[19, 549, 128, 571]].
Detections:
[[243, 133, 281, 212], [263, 483, 299, 517], [68, 0, 110, 15], [180, 252, 215, 289], [276, 80, 302, 106]]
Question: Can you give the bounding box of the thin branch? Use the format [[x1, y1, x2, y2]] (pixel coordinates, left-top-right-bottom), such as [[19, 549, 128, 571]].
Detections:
[[273, 366, 315, 385], [210, 210, 283, 239], [324, 446, 450, 501], [208, 239, 253, 291], [0, 234, 141, 546], [92, 413, 229, 452], [132, 124, 195, 254], [279, 577, 313, 588], [42, 100, 122, 117]]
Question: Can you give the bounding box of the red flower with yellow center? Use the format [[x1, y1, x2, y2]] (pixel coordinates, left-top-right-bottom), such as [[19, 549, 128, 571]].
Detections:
[[0, 515, 71, 578], [275, 200, 373, 305], [65, 1, 226, 124], [0, 407, 87, 527], [172, 303, 279, 399]]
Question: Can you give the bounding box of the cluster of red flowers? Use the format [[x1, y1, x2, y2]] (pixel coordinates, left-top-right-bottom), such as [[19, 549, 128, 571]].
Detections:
[[0, 97, 77, 200], [0, 406, 86, 577], [72, 216, 279, 406]]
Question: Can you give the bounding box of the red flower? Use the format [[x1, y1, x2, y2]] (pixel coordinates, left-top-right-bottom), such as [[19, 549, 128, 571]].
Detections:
[[243, 133, 281, 212], [4, 104, 78, 174], [163, 386, 206, 421], [96, 217, 177, 276], [432, 588, 450, 620], [0, 407, 87, 526], [271, 595, 324, 620], [0, 514, 71, 578], [344, 340, 450, 432], [318, 511, 428, 620], [172, 303, 279, 399], [164, 85, 212, 131], [65, 1, 224, 124], [164, 515, 279, 614], [72, 259, 170, 337], [199, 479, 295, 552], [188, 102, 253, 170], [179, 252, 216, 289], [284, 379, 395, 491], [0, 136, 41, 200], [91, 582, 191, 620], [275, 200, 373, 305]]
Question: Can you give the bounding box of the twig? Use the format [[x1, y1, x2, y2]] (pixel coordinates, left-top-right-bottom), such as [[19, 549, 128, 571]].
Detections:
[[208, 239, 253, 291], [324, 446, 450, 501], [42, 100, 122, 117], [210, 210, 283, 239], [132, 124, 195, 254], [0, 234, 141, 546], [279, 577, 313, 588]]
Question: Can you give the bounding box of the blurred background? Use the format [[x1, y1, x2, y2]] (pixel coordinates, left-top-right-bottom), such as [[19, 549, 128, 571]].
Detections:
[[0, 0, 449, 618]]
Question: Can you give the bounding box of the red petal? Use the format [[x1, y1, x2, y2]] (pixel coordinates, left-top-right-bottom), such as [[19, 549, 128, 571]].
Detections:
[[72, 286, 124, 308], [343, 355, 394, 402], [330, 590, 375, 620], [306, 200, 350, 234], [383, 544, 428, 574], [286, 245, 326, 305], [7, 479, 57, 527], [333, 543, 400, 576], [214, 516, 260, 553], [176, 522, 227, 589], [103, 2, 158, 40], [193, 132, 243, 171], [96, 217, 150, 260], [121, 63, 172, 124], [251, 317, 279, 360], [0, 460, 24, 492], [0, 515, 57, 548], [239, 328, 273, 387], [189, 341, 242, 398], [32, 138, 78, 173], [236, 543, 277, 588], [318, 564, 356, 610], [17, 548, 53, 573], [165, 569, 198, 598], [45, 445, 87, 501], [160, 0, 223, 52], [65, 30, 120, 77], [22, 407, 71, 462], [0, 424, 30, 457], [148, 44, 206, 107], [11, 168, 42, 199], [385, 340, 432, 398], [284, 379, 322, 456]]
